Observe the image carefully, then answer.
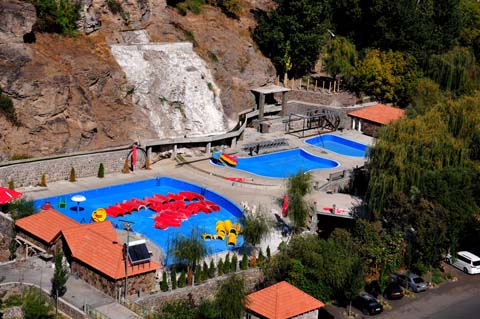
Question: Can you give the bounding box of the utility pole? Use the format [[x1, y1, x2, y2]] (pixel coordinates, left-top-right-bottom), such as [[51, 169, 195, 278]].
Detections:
[[119, 219, 135, 302]]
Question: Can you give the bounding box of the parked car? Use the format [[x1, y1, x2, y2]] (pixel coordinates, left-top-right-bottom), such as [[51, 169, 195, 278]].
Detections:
[[383, 282, 404, 300], [390, 272, 428, 292], [445, 251, 480, 274], [353, 292, 383, 316]]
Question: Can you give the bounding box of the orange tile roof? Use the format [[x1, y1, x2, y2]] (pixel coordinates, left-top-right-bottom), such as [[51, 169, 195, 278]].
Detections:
[[348, 104, 405, 125], [246, 281, 324, 319], [62, 221, 162, 280], [15, 209, 80, 243]]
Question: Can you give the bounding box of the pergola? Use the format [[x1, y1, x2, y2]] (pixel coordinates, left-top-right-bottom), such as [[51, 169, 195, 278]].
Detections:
[[251, 84, 290, 120]]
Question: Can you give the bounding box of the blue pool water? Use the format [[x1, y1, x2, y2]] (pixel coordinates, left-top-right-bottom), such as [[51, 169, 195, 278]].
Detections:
[[34, 177, 243, 263], [211, 148, 339, 178], [305, 134, 370, 157]]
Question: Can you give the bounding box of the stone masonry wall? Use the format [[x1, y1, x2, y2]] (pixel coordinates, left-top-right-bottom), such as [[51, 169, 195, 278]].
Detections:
[[0, 148, 130, 187], [0, 212, 14, 261], [138, 269, 264, 313]]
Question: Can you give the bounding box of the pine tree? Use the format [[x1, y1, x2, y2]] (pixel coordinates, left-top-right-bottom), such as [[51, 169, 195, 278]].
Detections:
[[217, 258, 224, 276], [178, 270, 186, 288], [98, 163, 105, 178], [224, 253, 231, 274], [171, 268, 177, 290], [266, 246, 271, 259], [231, 254, 238, 272], [51, 252, 69, 298], [194, 264, 203, 284], [69, 167, 76, 182], [161, 272, 169, 291], [258, 249, 265, 266], [208, 259, 216, 278], [202, 261, 209, 280], [240, 253, 248, 270]]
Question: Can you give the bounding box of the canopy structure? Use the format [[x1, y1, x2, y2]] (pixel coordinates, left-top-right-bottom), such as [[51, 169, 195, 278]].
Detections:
[[0, 187, 23, 204]]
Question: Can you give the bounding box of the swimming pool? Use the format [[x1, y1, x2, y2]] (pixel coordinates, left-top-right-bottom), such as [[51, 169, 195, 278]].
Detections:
[[211, 148, 339, 178], [304, 134, 370, 157], [34, 177, 243, 263]]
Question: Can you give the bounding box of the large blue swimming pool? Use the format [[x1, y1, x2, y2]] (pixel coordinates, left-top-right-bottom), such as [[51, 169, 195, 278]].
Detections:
[[305, 134, 370, 157], [210, 148, 339, 178], [34, 177, 243, 264]]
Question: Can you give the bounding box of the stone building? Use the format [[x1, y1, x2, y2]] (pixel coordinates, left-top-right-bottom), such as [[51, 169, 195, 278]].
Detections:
[[245, 281, 324, 319], [348, 104, 405, 136], [15, 209, 162, 298]]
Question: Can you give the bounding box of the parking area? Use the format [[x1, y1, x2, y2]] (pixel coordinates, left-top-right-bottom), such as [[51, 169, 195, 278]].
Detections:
[[324, 263, 480, 318]]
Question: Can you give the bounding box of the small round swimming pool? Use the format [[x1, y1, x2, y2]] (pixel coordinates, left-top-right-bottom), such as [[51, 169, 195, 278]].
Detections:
[[211, 148, 339, 178], [305, 134, 370, 157]]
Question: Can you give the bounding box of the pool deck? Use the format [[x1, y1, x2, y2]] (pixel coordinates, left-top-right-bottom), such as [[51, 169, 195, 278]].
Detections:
[[18, 128, 373, 259]]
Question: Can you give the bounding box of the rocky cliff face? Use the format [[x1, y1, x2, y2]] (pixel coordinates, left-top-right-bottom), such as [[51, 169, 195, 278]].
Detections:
[[0, 0, 275, 159]]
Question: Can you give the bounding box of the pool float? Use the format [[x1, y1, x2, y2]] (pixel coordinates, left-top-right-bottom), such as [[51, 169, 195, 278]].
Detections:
[[152, 194, 169, 203], [216, 230, 226, 240], [219, 153, 238, 166], [282, 195, 288, 217], [179, 191, 204, 202], [202, 233, 214, 240], [227, 233, 237, 246], [131, 198, 150, 207], [122, 199, 146, 211], [106, 205, 125, 218], [231, 222, 242, 235], [113, 203, 132, 215], [224, 219, 233, 233], [92, 208, 107, 222], [167, 193, 184, 202], [203, 200, 220, 212]]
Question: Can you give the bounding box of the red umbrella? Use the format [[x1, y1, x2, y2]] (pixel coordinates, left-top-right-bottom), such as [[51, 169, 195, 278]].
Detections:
[[0, 187, 23, 204], [131, 144, 137, 171]]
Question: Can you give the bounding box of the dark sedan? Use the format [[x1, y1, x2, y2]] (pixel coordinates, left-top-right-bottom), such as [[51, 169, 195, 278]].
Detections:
[[383, 282, 404, 300]]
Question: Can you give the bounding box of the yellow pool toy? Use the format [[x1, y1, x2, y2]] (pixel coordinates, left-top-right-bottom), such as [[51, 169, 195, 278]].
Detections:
[[224, 219, 232, 233], [227, 233, 237, 246], [202, 233, 214, 240], [92, 208, 107, 222]]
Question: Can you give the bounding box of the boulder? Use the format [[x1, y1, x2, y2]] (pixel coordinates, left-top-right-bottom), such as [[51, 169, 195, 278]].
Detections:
[[0, 0, 36, 44]]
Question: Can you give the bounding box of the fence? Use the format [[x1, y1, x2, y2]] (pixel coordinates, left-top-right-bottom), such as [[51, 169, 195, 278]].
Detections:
[[84, 304, 111, 319]]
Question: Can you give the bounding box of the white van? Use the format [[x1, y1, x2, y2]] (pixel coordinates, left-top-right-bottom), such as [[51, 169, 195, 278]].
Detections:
[[446, 251, 480, 274]]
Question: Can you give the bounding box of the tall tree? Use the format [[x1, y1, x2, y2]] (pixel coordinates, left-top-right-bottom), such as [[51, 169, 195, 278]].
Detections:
[[254, 0, 332, 76], [287, 172, 313, 231], [323, 36, 358, 80], [215, 275, 247, 319], [169, 228, 207, 285], [51, 251, 69, 298], [241, 209, 269, 267], [22, 287, 54, 319]]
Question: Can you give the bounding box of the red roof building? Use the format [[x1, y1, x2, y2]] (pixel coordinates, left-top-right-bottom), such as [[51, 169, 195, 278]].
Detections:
[[348, 104, 405, 136], [245, 281, 325, 319], [15, 209, 162, 297]]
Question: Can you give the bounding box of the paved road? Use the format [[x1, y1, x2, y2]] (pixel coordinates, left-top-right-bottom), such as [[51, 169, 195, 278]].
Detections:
[[325, 265, 480, 319]]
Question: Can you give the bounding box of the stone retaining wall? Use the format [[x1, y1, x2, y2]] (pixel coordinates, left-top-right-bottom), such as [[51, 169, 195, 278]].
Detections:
[[0, 212, 14, 261], [137, 269, 264, 313], [0, 149, 129, 187]]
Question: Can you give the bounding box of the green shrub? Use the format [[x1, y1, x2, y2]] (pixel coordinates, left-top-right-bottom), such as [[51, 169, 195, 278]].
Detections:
[[258, 249, 265, 266], [8, 179, 14, 190], [9, 154, 31, 161], [22, 287, 53, 318], [194, 264, 203, 283], [0, 88, 17, 124], [97, 163, 105, 178], [217, 258, 224, 276], [240, 253, 248, 270], [231, 254, 238, 272], [5, 294, 22, 307], [178, 270, 186, 288], [33, 0, 81, 36], [208, 259, 216, 278], [218, 0, 242, 18], [202, 261, 209, 280], [106, 0, 122, 14], [161, 272, 169, 291], [431, 268, 443, 285], [171, 268, 177, 290], [223, 253, 231, 274], [8, 198, 36, 220], [69, 167, 76, 182], [266, 246, 271, 259]]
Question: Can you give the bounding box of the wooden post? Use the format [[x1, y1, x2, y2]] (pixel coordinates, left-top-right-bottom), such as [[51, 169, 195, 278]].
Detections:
[[329, 81, 332, 92], [291, 78, 294, 90], [322, 81, 325, 91], [306, 78, 310, 91], [284, 75, 288, 87], [314, 80, 317, 91]]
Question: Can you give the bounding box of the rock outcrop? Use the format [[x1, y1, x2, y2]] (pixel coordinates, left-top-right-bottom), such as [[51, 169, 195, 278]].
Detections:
[[0, 0, 36, 44]]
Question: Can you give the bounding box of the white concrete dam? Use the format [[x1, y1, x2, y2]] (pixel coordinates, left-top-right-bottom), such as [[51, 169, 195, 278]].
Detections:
[[111, 37, 227, 139]]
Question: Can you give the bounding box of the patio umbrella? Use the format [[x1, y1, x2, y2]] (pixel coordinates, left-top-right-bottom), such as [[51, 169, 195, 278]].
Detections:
[[131, 143, 137, 171], [0, 187, 23, 204]]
